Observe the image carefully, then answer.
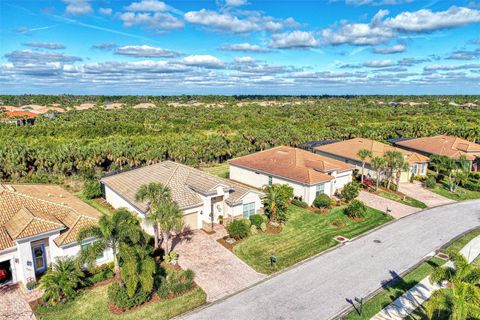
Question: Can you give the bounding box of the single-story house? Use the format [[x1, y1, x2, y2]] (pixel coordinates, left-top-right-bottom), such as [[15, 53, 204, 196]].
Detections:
[[101, 161, 264, 233], [228, 146, 355, 206], [392, 135, 480, 172], [1, 111, 38, 126], [314, 138, 430, 182], [0, 184, 112, 286]]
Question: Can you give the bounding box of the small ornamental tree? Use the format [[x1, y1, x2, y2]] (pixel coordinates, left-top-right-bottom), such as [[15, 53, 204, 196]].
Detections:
[[262, 184, 293, 223], [345, 200, 367, 219], [341, 182, 360, 203], [313, 194, 332, 209]]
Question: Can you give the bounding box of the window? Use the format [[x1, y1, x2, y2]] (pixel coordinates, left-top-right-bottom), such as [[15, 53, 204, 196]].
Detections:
[[80, 242, 104, 260], [411, 164, 418, 175], [268, 176, 273, 186], [315, 183, 325, 196], [243, 202, 255, 218], [421, 163, 427, 175]]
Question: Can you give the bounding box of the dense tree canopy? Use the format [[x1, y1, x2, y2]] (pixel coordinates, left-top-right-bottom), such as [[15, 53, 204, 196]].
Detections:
[[1, 96, 479, 182]]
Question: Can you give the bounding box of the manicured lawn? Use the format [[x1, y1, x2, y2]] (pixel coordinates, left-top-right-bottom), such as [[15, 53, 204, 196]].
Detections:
[[344, 227, 480, 320], [377, 189, 427, 209], [76, 192, 116, 216], [429, 182, 480, 201], [233, 205, 392, 274], [35, 285, 206, 320], [200, 163, 229, 178]]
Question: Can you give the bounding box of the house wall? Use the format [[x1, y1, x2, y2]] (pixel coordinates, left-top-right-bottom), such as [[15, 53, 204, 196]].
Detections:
[[228, 191, 263, 218], [0, 249, 19, 284]]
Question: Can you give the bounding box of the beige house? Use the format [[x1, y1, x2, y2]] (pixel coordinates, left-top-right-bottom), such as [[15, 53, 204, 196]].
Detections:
[[0, 184, 113, 286], [314, 138, 430, 183], [101, 161, 264, 232]]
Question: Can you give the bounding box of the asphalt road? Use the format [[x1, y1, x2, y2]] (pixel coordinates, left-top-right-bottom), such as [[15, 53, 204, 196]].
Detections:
[[181, 200, 480, 320]]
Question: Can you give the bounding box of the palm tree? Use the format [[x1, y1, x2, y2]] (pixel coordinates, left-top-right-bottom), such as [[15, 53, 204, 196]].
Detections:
[[135, 183, 171, 249], [77, 208, 141, 280], [39, 256, 85, 305], [426, 253, 480, 320], [158, 201, 184, 255], [262, 184, 293, 223], [370, 156, 387, 190], [384, 150, 404, 190], [394, 160, 410, 192], [357, 148, 373, 185], [119, 242, 156, 297]]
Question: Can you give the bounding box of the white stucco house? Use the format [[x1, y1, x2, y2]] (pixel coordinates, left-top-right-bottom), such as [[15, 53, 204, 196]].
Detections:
[[0, 184, 113, 286], [228, 146, 355, 206], [100, 161, 264, 233]]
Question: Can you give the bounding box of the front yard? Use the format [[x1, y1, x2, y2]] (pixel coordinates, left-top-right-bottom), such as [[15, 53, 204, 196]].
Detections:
[[35, 284, 206, 320], [233, 205, 392, 274], [430, 181, 480, 201]]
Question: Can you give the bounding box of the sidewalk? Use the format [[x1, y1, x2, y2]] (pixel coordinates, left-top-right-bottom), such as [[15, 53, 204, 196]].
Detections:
[[372, 235, 480, 320]]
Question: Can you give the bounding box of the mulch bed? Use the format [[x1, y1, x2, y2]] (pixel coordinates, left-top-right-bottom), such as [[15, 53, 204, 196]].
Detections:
[[217, 237, 235, 251]]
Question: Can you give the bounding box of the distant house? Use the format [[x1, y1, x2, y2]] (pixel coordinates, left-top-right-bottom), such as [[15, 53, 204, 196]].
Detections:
[[314, 138, 430, 182], [1, 111, 38, 126], [393, 135, 480, 172], [228, 146, 354, 205], [0, 184, 112, 286], [101, 161, 264, 231]]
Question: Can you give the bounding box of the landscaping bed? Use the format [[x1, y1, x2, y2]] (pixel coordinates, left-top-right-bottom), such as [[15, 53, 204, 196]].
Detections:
[[232, 205, 392, 274]]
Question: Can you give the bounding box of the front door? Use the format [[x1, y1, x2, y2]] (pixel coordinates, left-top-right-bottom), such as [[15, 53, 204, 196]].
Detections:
[[32, 244, 47, 274]]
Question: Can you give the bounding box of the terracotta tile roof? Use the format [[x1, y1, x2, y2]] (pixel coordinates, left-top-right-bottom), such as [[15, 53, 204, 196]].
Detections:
[[395, 135, 480, 160], [0, 184, 102, 250], [229, 146, 355, 185], [101, 161, 261, 212], [2, 111, 38, 121], [315, 138, 430, 165]]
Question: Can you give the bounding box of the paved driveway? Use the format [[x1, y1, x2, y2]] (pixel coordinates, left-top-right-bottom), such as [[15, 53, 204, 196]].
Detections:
[[358, 191, 420, 219], [400, 181, 455, 207], [181, 200, 480, 320], [0, 284, 35, 320], [173, 227, 266, 302]]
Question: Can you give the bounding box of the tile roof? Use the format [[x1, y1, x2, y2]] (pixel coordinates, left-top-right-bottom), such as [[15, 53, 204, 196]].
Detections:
[[2, 111, 38, 121], [315, 138, 430, 165], [228, 146, 355, 185], [394, 135, 480, 160], [101, 161, 261, 212], [0, 184, 102, 250]]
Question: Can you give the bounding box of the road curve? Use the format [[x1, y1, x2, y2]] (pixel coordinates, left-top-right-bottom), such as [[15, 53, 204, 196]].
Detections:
[[181, 200, 480, 320]]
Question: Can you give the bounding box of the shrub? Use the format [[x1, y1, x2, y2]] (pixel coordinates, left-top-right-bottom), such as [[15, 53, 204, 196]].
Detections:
[[227, 219, 250, 240], [86, 264, 114, 284], [249, 214, 264, 229], [424, 176, 436, 189], [108, 282, 150, 309], [82, 180, 102, 199], [250, 225, 258, 235], [345, 200, 367, 219], [26, 280, 37, 290], [260, 222, 267, 232], [463, 181, 480, 192], [313, 194, 332, 209], [163, 251, 178, 265], [341, 182, 360, 203], [291, 199, 308, 208], [243, 218, 252, 227], [157, 269, 195, 299]]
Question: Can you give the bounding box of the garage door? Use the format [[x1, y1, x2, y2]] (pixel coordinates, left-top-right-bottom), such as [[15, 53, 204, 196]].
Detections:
[[183, 212, 199, 231]]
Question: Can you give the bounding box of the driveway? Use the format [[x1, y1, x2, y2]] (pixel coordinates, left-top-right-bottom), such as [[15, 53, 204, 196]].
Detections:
[[358, 191, 420, 219], [0, 284, 35, 320], [180, 200, 480, 320], [173, 226, 266, 302], [400, 181, 455, 207]]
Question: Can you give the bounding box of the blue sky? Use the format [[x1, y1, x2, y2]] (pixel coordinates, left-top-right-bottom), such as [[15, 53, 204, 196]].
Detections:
[[1, 0, 479, 95]]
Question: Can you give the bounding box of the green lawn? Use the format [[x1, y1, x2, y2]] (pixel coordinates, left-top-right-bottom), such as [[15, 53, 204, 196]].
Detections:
[[344, 227, 480, 320], [76, 192, 116, 216], [200, 163, 229, 178], [233, 205, 392, 274], [377, 189, 428, 209], [430, 182, 480, 201], [35, 285, 206, 320]]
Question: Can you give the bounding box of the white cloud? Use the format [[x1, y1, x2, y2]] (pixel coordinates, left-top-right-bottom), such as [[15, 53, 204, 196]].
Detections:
[[92, 43, 118, 50], [182, 55, 225, 69], [124, 0, 169, 12], [269, 31, 319, 49], [373, 43, 406, 54], [24, 42, 66, 50], [99, 8, 112, 15], [234, 56, 255, 64], [219, 42, 270, 52], [119, 12, 184, 31], [115, 45, 181, 58], [424, 63, 480, 71], [363, 59, 395, 67], [225, 0, 249, 7], [63, 0, 92, 15], [447, 48, 480, 60], [184, 9, 259, 33]]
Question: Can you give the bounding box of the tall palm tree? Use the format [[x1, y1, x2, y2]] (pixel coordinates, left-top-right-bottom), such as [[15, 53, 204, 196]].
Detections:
[[357, 148, 373, 185], [119, 242, 156, 297], [371, 156, 387, 190], [158, 201, 184, 255], [135, 183, 171, 249], [426, 253, 480, 320], [77, 208, 141, 280], [384, 150, 404, 190]]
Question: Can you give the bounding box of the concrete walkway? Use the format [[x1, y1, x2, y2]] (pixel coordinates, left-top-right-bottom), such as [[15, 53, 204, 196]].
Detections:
[[400, 181, 455, 207], [358, 191, 420, 219], [372, 235, 480, 320], [174, 226, 266, 302], [181, 200, 480, 320]]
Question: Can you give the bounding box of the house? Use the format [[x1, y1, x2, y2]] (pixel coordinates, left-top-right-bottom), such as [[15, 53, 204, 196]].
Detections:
[[298, 140, 341, 152], [101, 161, 264, 233], [314, 138, 430, 182], [1, 111, 38, 126], [392, 135, 480, 172], [228, 146, 355, 205], [0, 184, 112, 286]]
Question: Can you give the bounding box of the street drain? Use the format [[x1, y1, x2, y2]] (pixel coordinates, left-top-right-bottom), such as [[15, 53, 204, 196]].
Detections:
[[373, 239, 382, 243]]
